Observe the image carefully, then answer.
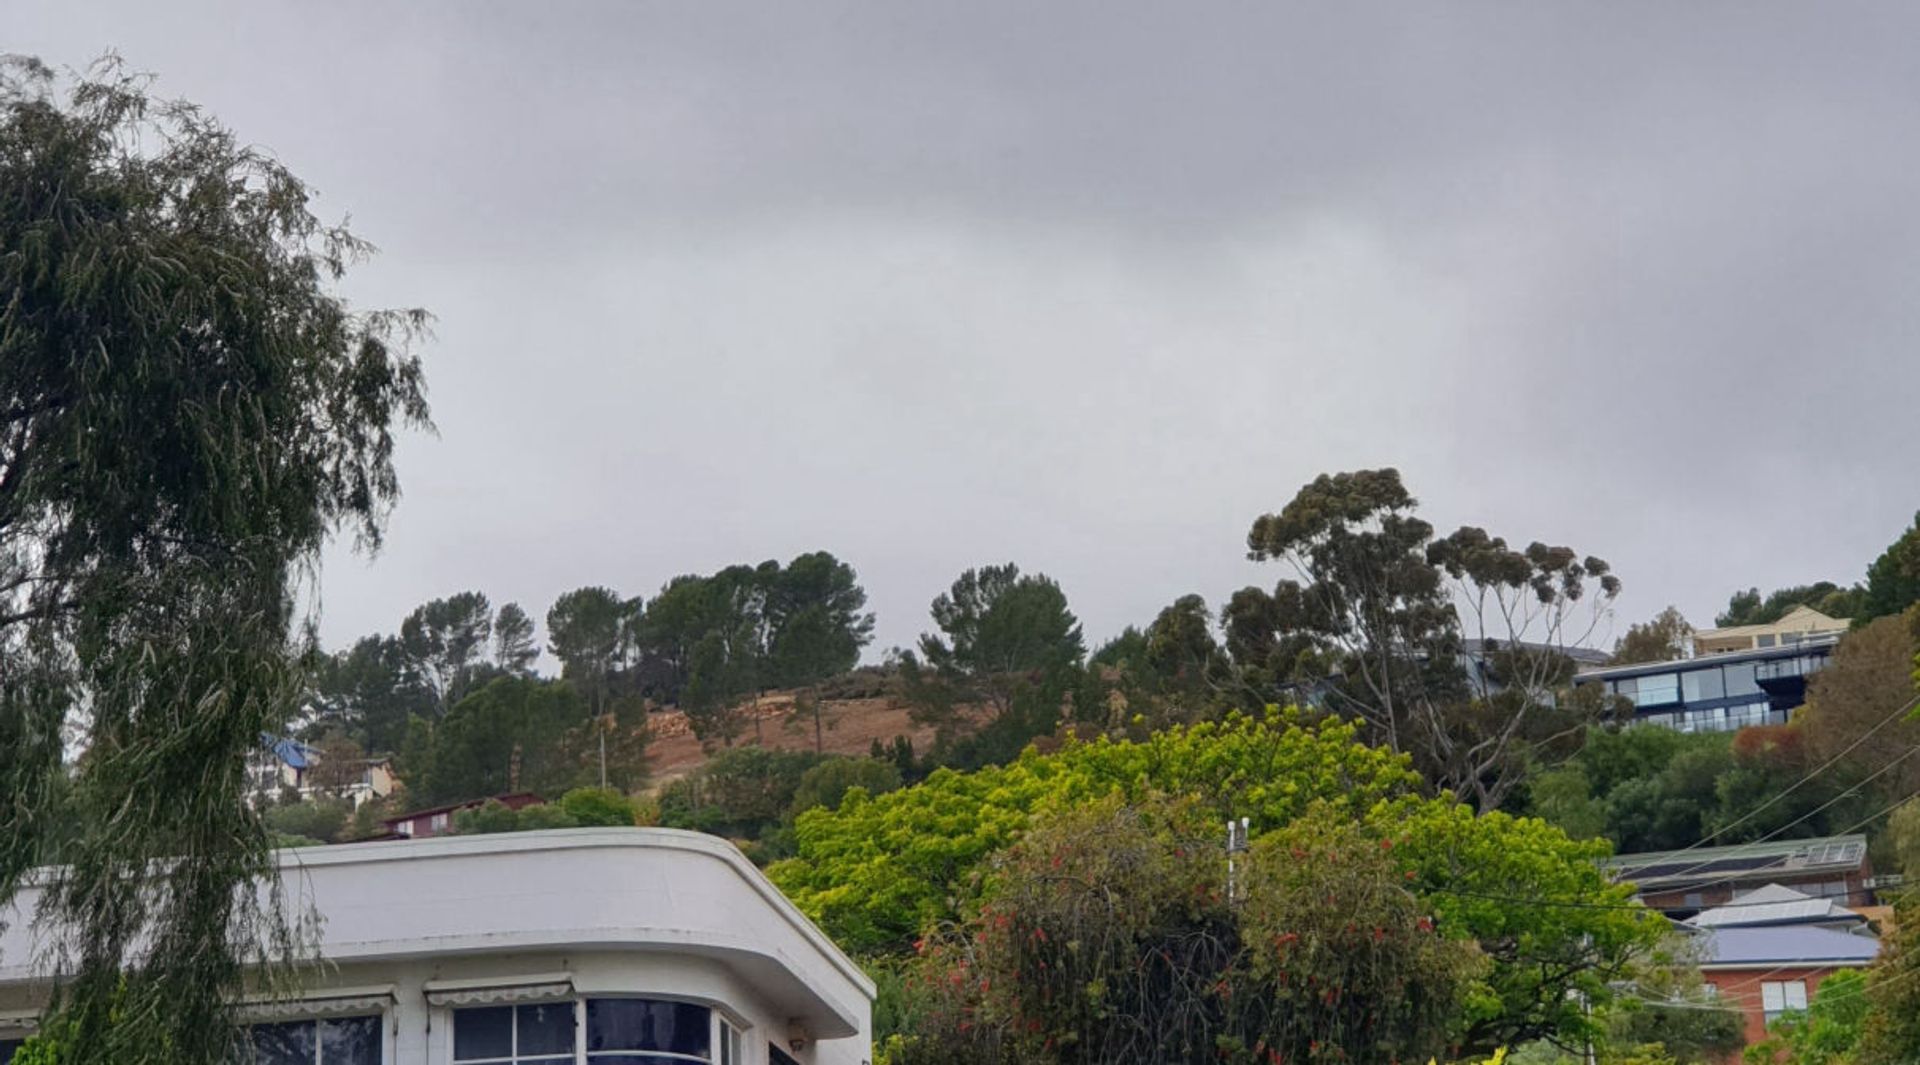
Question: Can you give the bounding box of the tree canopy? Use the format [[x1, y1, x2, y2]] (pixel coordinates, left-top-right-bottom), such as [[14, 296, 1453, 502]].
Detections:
[[771, 711, 1661, 1052], [1228, 469, 1621, 809], [0, 57, 429, 1065]]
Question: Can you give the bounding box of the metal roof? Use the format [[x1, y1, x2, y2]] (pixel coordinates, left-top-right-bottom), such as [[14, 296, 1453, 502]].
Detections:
[[1605, 835, 1868, 889], [1689, 884, 1862, 928], [1700, 925, 1880, 967], [1574, 635, 1840, 682]]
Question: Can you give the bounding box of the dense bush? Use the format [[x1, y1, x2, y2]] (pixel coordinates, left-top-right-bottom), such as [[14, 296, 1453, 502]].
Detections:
[[884, 800, 1483, 1065], [773, 710, 1663, 1053], [789, 756, 901, 817], [263, 800, 351, 844]]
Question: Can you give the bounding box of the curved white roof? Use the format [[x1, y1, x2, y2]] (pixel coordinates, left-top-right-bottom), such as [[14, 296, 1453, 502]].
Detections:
[[0, 828, 872, 1039]]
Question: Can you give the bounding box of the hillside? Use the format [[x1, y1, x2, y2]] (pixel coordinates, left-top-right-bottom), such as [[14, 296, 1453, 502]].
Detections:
[[644, 691, 941, 783]]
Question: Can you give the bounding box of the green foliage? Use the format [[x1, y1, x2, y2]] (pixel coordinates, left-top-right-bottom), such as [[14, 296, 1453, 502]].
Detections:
[[545, 586, 644, 715], [515, 803, 581, 831], [1525, 766, 1607, 841], [1611, 607, 1693, 665], [903, 564, 1086, 739], [307, 635, 437, 754], [1232, 469, 1621, 810], [889, 799, 1483, 1065], [492, 603, 539, 675], [1857, 891, 1920, 1063], [658, 746, 828, 840], [399, 591, 496, 713], [263, 800, 352, 845], [1530, 724, 1871, 855], [0, 56, 429, 1064], [1886, 798, 1920, 880], [557, 786, 639, 826], [416, 676, 587, 805], [1717, 583, 1863, 628], [773, 711, 1661, 1051], [453, 799, 527, 835], [1861, 512, 1920, 623], [1744, 968, 1869, 1065], [789, 757, 902, 817]]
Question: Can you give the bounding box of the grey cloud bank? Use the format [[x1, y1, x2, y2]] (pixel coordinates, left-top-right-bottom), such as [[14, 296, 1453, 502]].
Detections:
[[14, 1, 1920, 655]]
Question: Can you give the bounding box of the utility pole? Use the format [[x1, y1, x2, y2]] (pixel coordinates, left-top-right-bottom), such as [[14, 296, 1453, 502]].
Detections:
[[1226, 816, 1250, 906]]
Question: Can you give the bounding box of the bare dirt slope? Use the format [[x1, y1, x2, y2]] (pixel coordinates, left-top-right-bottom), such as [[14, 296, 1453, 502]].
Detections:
[[644, 692, 939, 783]]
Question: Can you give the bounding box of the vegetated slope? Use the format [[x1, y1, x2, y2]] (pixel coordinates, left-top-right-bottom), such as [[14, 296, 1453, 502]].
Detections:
[[645, 691, 937, 783]]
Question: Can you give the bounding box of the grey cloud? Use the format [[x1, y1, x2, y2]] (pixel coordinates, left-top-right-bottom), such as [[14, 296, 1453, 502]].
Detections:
[[13, 1, 1920, 655]]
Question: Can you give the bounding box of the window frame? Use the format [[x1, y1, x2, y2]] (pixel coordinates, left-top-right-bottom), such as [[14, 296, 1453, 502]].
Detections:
[[239, 1012, 390, 1065], [1760, 979, 1809, 1022], [448, 996, 747, 1065]]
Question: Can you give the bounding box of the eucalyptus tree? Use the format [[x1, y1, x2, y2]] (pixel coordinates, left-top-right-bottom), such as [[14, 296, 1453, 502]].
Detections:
[[1232, 469, 1620, 809], [0, 58, 430, 1063]]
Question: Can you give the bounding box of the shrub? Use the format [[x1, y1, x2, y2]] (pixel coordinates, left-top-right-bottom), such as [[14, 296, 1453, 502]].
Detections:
[[558, 786, 638, 827], [264, 799, 351, 844]]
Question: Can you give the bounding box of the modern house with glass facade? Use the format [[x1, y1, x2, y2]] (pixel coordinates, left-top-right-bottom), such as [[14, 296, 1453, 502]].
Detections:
[[0, 828, 874, 1065], [1572, 633, 1841, 733]]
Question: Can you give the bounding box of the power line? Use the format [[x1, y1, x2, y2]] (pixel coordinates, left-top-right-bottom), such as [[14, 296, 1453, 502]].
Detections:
[[1648, 689, 1920, 868], [1639, 743, 1920, 891]]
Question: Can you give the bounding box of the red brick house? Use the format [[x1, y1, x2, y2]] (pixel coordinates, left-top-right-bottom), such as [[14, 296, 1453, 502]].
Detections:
[[1686, 884, 1881, 1046]]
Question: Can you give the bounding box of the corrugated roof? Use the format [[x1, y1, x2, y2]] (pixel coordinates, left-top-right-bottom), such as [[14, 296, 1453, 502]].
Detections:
[[1605, 835, 1867, 888], [1700, 925, 1879, 967], [1690, 884, 1861, 928]]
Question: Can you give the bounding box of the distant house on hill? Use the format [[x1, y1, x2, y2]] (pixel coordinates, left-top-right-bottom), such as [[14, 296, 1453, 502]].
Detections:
[[247, 735, 395, 809], [1693, 605, 1850, 656], [1607, 834, 1879, 913], [1680, 882, 1880, 1045], [1573, 628, 1843, 733], [382, 793, 544, 839]]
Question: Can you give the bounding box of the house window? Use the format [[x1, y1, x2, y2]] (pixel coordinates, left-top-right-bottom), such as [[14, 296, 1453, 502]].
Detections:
[[1682, 667, 1725, 703], [1761, 980, 1808, 1022], [430, 813, 450, 833], [1, 1039, 21, 1064], [454, 1000, 725, 1065], [1631, 673, 1680, 707], [769, 1045, 801, 1065], [241, 1016, 382, 1064], [453, 1003, 575, 1064]]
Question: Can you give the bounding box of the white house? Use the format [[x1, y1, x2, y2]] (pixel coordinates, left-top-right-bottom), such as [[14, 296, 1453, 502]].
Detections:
[[0, 828, 875, 1065]]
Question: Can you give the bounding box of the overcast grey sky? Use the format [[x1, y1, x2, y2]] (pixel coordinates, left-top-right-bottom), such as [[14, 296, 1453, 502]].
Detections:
[[14, 2, 1920, 656]]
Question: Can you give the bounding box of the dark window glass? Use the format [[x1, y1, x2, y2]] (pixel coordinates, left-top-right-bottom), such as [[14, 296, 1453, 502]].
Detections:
[[587, 1000, 709, 1056], [516, 1003, 574, 1056], [771, 1044, 802, 1065], [320, 1016, 381, 1065], [0, 1040, 22, 1065], [251, 1020, 318, 1065], [454, 1007, 514, 1061]]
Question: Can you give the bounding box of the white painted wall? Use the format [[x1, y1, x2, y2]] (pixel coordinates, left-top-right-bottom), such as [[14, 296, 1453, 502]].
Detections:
[[0, 828, 874, 1065]]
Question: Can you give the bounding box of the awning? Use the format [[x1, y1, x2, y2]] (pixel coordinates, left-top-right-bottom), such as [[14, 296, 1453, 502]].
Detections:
[[238, 985, 398, 1022], [423, 973, 575, 1008]]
